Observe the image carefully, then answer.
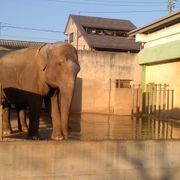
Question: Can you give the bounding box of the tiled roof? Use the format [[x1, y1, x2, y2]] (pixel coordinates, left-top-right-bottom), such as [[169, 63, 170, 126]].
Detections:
[[86, 34, 140, 52], [0, 39, 44, 49], [70, 15, 136, 31], [66, 15, 140, 52]]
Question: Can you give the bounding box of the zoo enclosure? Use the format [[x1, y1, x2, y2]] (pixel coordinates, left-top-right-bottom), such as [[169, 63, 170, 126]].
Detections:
[[132, 83, 174, 117]]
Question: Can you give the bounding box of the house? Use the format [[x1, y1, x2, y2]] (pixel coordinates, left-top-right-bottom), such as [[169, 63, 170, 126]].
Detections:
[[129, 11, 180, 108], [65, 14, 140, 52]]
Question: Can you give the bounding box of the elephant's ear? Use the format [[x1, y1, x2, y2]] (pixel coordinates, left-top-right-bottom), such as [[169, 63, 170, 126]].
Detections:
[[36, 43, 51, 71]]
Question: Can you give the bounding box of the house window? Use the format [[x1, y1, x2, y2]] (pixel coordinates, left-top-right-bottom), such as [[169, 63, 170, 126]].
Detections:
[[116, 79, 132, 88], [83, 26, 129, 37], [69, 33, 74, 43]]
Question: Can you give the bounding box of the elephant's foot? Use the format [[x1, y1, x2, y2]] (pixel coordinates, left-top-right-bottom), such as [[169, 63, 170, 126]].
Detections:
[[3, 129, 12, 136], [27, 131, 42, 140], [63, 131, 70, 140], [21, 126, 28, 133], [51, 129, 64, 140], [27, 134, 43, 140], [51, 134, 64, 141]]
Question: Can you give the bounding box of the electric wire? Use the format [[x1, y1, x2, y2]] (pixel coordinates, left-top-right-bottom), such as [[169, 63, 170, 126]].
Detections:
[[48, 0, 170, 7]]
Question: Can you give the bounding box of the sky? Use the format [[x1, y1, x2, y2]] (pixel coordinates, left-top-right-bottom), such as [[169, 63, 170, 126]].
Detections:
[[0, 0, 179, 43]]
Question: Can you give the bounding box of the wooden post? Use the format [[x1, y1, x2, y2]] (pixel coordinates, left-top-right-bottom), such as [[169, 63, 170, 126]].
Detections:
[[163, 84, 166, 111], [131, 84, 135, 118], [171, 90, 174, 110], [138, 84, 142, 113], [154, 84, 157, 117], [167, 89, 170, 110], [150, 84, 153, 115], [158, 84, 162, 117], [136, 86, 139, 114], [146, 84, 150, 116]]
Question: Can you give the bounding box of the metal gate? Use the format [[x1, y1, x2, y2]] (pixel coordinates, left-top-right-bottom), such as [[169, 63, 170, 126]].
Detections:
[[132, 83, 174, 118]]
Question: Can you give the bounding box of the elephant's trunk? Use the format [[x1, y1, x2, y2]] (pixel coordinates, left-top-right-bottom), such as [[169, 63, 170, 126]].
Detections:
[[59, 80, 75, 139]]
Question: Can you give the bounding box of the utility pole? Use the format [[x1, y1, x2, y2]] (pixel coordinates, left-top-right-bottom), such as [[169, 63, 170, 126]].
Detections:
[[168, 0, 177, 14]]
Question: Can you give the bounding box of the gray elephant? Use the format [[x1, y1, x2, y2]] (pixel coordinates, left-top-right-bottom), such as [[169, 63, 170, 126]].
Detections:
[[0, 43, 80, 140]]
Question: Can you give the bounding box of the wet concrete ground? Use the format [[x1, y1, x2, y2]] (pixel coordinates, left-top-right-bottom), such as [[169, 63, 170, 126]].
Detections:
[[3, 109, 180, 141]]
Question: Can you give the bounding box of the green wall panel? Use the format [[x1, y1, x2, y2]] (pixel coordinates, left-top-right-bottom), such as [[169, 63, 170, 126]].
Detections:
[[138, 40, 180, 65]]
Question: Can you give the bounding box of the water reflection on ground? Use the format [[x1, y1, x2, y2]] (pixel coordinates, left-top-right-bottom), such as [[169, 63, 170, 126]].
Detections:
[[70, 113, 180, 140], [4, 111, 180, 140]]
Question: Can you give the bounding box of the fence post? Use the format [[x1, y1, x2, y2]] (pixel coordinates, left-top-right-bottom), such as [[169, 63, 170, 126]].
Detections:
[[131, 84, 135, 118], [136, 85, 139, 114], [138, 84, 142, 113], [146, 84, 149, 116], [171, 90, 174, 110], [167, 89, 170, 110], [154, 84, 157, 117], [163, 84, 167, 111], [158, 84, 162, 117]]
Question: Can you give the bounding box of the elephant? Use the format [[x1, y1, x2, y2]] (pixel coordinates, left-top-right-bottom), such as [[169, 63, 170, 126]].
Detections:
[[0, 43, 80, 140]]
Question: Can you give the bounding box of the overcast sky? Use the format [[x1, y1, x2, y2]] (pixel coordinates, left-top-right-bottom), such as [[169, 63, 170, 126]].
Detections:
[[0, 0, 179, 42]]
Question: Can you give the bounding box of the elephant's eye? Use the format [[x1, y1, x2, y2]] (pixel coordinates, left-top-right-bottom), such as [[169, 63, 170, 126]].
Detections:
[[58, 62, 62, 66]]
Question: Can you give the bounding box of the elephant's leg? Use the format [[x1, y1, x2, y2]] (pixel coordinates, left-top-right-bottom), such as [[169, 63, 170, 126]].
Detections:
[[2, 98, 12, 135], [61, 107, 70, 140], [2, 106, 12, 135], [27, 97, 42, 140], [44, 95, 51, 115], [60, 85, 75, 140], [17, 109, 28, 133], [51, 94, 63, 140]]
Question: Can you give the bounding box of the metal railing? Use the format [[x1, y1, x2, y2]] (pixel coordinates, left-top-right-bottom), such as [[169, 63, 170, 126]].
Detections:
[[132, 83, 174, 118]]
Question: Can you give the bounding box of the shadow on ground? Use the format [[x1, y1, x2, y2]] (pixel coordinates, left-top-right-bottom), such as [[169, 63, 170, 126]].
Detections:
[[3, 109, 81, 141]]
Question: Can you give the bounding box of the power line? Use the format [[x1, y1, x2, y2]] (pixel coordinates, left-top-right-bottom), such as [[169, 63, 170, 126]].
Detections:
[[76, 0, 170, 4], [48, 0, 168, 7], [0, 34, 63, 42], [79, 10, 167, 14], [1, 24, 64, 34]]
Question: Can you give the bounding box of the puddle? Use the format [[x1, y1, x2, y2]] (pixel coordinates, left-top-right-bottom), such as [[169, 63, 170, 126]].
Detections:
[[3, 111, 180, 140], [71, 113, 180, 140]]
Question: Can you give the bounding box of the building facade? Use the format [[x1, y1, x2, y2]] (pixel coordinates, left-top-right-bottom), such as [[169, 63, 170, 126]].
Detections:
[[129, 11, 180, 108]]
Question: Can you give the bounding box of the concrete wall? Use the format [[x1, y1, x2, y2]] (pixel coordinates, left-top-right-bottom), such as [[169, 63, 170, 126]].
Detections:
[[0, 140, 179, 179], [71, 50, 141, 115]]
